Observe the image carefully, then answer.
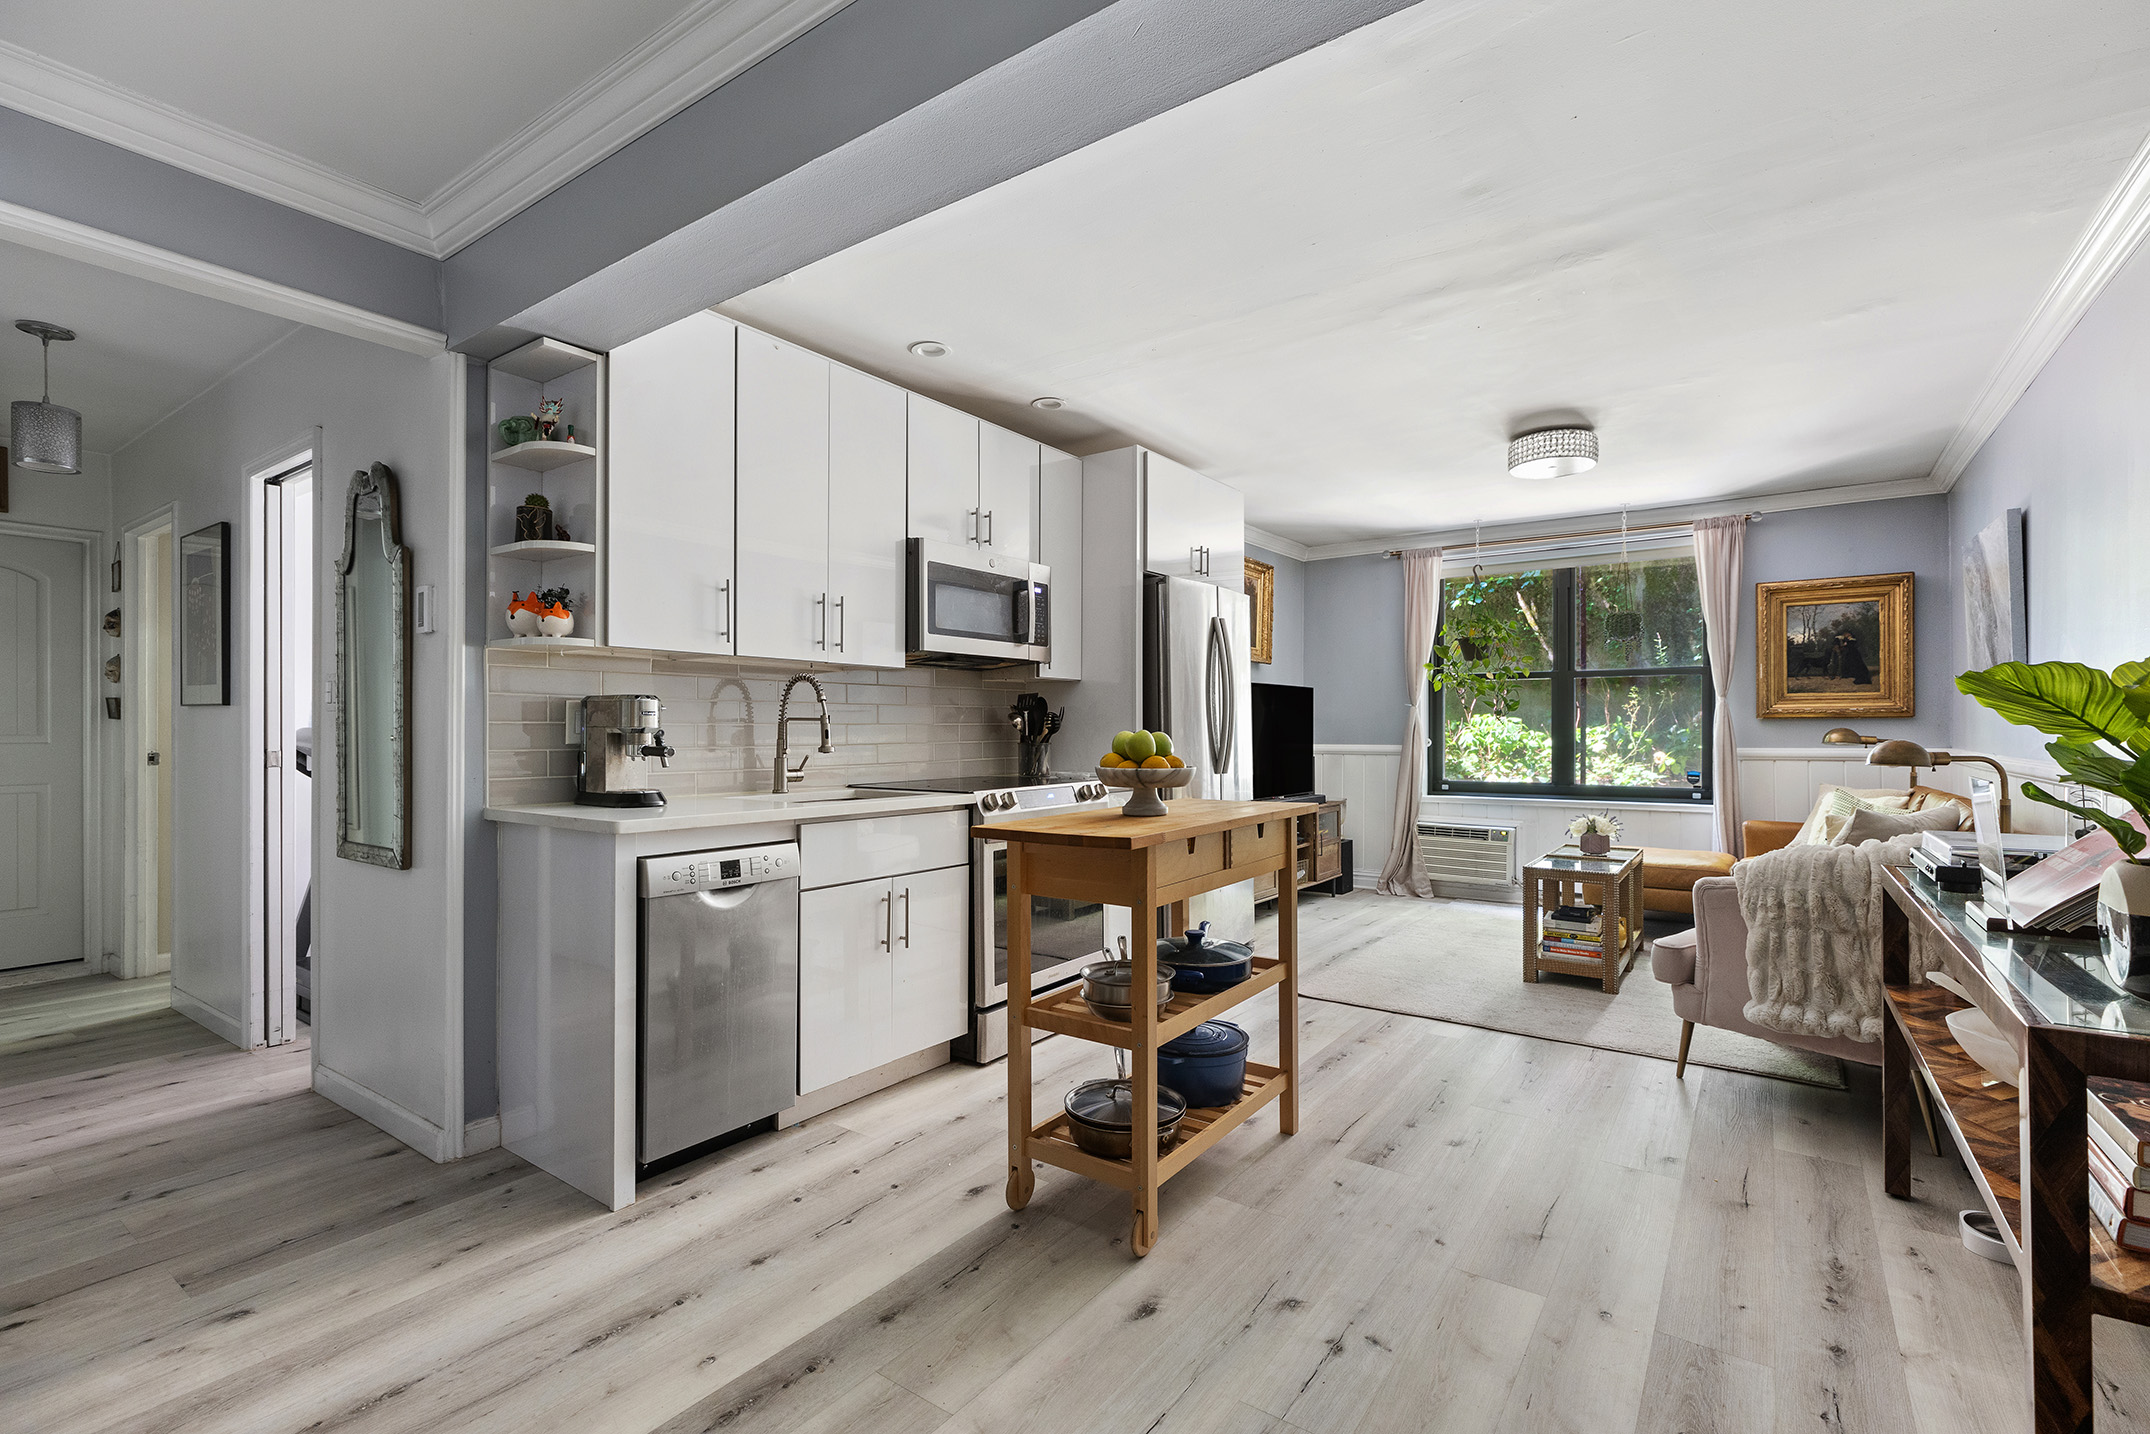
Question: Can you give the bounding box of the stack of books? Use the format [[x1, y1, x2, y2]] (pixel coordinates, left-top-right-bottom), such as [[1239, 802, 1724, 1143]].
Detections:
[[1540, 904, 1604, 963], [2089, 1078, 2150, 1253]]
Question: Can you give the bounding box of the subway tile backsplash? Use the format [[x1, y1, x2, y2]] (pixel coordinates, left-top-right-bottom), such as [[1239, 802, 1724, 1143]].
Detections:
[[485, 647, 1028, 808]]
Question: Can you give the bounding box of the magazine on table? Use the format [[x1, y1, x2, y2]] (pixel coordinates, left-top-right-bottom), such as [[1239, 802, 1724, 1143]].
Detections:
[[1974, 782, 2146, 931]]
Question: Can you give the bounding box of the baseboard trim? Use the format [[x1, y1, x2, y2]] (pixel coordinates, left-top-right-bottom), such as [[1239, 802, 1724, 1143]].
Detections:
[[170, 985, 246, 1048], [461, 1115, 502, 1156], [315, 1065, 453, 1163]]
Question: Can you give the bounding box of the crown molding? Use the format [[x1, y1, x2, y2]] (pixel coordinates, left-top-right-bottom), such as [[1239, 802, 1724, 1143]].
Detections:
[[0, 0, 850, 259], [0, 198, 445, 355], [1929, 129, 2150, 490], [1285, 473, 1946, 562], [1242, 524, 1310, 562]]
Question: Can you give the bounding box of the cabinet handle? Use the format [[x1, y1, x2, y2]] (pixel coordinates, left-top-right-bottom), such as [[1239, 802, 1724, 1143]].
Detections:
[[900, 886, 911, 948], [816, 593, 827, 650], [1191, 545, 1203, 575], [967, 508, 980, 544], [834, 595, 845, 653], [982, 510, 994, 547], [718, 580, 731, 641], [881, 890, 893, 951]]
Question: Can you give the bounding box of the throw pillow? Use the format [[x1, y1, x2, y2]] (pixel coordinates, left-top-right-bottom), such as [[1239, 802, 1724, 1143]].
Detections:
[[1831, 804, 1964, 847], [1793, 786, 1914, 847], [1907, 793, 1973, 830]]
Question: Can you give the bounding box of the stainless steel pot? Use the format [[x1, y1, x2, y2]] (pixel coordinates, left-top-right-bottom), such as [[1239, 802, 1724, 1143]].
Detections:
[[1063, 1078, 1186, 1158], [1079, 959, 1175, 1023]]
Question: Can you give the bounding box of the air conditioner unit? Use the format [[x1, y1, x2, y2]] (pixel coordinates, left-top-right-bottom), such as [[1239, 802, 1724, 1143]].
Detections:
[[1417, 822, 1518, 889]]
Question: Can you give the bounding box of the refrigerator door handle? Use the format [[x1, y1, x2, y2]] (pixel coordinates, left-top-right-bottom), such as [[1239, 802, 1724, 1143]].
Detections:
[[1207, 615, 1233, 775]]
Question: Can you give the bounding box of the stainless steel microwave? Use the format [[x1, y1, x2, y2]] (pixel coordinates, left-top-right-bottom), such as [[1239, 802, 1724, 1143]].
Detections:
[[906, 538, 1050, 666]]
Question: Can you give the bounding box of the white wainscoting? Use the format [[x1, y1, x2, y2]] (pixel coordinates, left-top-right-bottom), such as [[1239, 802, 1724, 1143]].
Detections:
[[1314, 746, 1401, 885]]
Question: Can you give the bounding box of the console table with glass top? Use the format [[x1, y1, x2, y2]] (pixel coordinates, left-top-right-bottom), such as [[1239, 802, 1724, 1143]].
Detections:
[[1880, 866, 2150, 1434]]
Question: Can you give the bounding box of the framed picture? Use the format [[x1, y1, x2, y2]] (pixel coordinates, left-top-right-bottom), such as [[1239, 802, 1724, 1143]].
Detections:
[[179, 521, 231, 706], [1245, 557, 1275, 665], [1755, 571, 1914, 719], [1963, 507, 2027, 670]]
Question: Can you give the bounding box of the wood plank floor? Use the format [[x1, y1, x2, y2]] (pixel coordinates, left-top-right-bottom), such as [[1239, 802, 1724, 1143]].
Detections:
[[5, 916, 2150, 1433]]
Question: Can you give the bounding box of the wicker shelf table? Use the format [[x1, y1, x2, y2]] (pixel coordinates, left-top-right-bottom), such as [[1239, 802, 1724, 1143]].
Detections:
[[1522, 843, 1645, 992]]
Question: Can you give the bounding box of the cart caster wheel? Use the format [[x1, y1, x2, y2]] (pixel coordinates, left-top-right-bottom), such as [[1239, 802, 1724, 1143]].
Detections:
[[1131, 1207, 1157, 1256], [1006, 1165, 1034, 1210]]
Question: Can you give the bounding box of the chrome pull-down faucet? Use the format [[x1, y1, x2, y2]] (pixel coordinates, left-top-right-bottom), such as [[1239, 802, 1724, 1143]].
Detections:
[[773, 674, 834, 793]]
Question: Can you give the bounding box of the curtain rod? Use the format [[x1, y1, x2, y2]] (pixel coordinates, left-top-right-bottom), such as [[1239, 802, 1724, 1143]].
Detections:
[[1383, 512, 1759, 559]]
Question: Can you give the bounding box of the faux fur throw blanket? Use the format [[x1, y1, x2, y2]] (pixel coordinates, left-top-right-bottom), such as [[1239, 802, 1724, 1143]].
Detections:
[[1732, 835, 1919, 1044]]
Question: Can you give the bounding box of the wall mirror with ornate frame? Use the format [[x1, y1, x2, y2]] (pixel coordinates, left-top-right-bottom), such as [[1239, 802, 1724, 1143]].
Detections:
[[335, 462, 412, 868]]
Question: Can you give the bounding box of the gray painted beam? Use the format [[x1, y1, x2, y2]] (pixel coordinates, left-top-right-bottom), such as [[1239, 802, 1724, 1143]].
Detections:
[[0, 106, 444, 333], [455, 0, 1422, 353]]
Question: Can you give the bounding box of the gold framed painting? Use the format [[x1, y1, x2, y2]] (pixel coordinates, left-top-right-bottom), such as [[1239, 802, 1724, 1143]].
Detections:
[[1245, 557, 1275, 665], [1755, 571, 1914, 719]]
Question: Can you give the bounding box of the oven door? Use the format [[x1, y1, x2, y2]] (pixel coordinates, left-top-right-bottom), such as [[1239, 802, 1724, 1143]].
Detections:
[[974, 837, 1105, 1007], [909, 539, 1049, 662]]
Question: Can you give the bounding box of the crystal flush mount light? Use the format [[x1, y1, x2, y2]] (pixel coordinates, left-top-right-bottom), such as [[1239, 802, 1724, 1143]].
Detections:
[[11, 319, 82, 475], [1506, 426, 1597, 480]]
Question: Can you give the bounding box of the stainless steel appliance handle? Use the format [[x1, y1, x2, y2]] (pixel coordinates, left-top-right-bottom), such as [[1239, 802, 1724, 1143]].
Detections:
[[718, 580, 731, 641], [834, 595, 846, 653], [1207, 616, 1234, 774]]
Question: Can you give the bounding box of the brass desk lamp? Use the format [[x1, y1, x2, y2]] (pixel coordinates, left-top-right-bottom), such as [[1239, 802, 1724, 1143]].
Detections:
[[1821, 728, 2013, 832]]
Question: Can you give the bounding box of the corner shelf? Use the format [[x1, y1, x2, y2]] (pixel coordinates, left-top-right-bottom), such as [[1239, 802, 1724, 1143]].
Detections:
[[487, 635, 597, 651], [493, 440, 598, 473], [490, 540, 597, 559]]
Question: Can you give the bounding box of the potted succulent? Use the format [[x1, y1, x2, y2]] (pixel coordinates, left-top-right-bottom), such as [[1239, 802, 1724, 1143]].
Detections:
[[1568, 812, 1621, 856], [534, 586, 575, 639], [1957, 658, 2150, 989], [516, 491, 555, 542]]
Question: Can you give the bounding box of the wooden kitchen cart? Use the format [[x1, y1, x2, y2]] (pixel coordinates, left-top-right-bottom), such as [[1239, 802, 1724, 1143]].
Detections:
[[1880, 866, 2150, 1434], [976, 798, 1317, 1256]]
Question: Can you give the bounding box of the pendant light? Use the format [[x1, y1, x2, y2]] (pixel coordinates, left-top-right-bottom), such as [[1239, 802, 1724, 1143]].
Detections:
[[11, 320, 82, 475]]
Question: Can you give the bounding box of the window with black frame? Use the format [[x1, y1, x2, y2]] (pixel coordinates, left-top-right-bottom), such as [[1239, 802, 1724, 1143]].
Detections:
[[1429, 554, 1711, 801]]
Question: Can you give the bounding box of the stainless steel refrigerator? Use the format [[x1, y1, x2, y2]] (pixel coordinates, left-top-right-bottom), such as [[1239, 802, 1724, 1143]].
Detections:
[[1143, 573, 1256, 942]]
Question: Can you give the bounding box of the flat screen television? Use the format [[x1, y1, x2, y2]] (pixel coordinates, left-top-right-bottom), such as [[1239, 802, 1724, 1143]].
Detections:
[[1251, 682, 1315, 799]]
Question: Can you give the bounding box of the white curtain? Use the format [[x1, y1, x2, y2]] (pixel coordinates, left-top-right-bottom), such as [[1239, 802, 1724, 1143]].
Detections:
[[1377, 547, 1442, 897], [1693, 516, 1746, 854]]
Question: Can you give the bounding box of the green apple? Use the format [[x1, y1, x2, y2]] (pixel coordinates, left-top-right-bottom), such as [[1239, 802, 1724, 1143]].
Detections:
[[1124, 730, 1157, 762], [1111, 730, 1137, 758], [1150, 731, 1174, 757]]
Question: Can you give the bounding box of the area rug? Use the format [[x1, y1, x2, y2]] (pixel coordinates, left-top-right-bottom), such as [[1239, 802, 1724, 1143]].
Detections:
[[1272, 893, 1848, 1089]]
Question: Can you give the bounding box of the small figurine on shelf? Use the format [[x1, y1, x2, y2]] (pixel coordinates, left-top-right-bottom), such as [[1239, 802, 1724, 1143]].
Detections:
[[516, 492, 554, 541], [563, 424, 576, 446], [537, 398, 563, 441], [535, 586, 575, 638], [554, 522, 573, 543], [505, 591, 542, 637], [497, 414, 539, 448]]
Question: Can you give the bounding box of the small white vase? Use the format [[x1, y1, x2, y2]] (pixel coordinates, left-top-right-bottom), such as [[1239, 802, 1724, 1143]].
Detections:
[[2098, 860, 2150, 995]]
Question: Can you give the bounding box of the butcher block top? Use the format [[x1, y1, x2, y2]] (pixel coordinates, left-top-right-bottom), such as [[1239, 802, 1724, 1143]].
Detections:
[[972, 798, 1318, 850]]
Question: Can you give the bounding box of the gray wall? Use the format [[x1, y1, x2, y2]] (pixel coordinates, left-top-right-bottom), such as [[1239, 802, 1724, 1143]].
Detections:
[[1945, 238, 2150, 763], [1304, 553, 1406, 745], [1247, 542, 1306, 688], [1734, 494, 1952, 748]]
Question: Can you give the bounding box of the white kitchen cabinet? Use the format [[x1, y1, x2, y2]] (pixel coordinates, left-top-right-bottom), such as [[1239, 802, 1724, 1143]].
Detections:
[[827, 365, 908, 668], [1144, 448, 1243, 589], [1036, 444, 1083, 680], [798, 878, 895, 1094], [606, 313, 736, 655], [889, 864, 968, 1055], [977, 423, 1038, 562], [737, 331, 831, 663], [907, 393, 979, 549]]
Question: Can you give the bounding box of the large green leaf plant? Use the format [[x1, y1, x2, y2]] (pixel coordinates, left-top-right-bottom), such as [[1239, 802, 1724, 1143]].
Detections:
[[1955, 659, 2150, 861]]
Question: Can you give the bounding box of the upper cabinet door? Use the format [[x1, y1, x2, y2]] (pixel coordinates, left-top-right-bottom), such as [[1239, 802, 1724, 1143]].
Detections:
[[1143, 449, 1205, 581], [607, 313, 736, 654], [1203, 473, 1245, 594], [736, 331, 831, 664], [827, 365, 908, 669], [907, 394, 979, 548], [1036, 445, 1083, 680], [977, 424, 1038, 563]]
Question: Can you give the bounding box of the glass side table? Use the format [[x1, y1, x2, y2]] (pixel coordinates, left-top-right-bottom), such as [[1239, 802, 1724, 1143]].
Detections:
[[1522, 844, 1645, 993]]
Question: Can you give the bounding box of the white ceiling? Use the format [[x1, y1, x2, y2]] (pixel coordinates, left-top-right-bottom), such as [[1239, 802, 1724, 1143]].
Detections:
[[0, 238, 299, 454], [723, 0, 2150, 549], [0, 0, 851, 254]]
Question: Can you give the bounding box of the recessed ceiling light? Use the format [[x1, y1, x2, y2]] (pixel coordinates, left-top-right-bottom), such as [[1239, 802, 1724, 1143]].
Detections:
[[1506, 427, 1598, 480], [1030, 397, 1064, 410], [907, 340, 949, 358]]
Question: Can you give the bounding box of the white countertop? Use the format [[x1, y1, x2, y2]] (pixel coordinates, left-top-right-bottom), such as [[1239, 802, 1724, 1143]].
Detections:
[[482, 789, 976, 834]]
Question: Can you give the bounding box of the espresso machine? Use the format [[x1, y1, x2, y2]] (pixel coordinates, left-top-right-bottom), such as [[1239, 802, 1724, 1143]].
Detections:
[[569, 694, 675, 807]]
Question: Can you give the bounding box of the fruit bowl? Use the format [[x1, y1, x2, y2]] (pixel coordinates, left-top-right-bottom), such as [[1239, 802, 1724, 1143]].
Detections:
[[1095, 763, 1194, 817]]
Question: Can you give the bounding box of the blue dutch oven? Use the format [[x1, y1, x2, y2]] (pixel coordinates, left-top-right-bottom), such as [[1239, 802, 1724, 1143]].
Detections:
[[1157, 1020, 1250, 1108], [1158, 921, 1255, 993]]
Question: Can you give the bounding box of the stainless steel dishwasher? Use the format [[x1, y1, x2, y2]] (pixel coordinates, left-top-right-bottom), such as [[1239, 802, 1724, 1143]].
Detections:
[[638, 841, 799, 1166]]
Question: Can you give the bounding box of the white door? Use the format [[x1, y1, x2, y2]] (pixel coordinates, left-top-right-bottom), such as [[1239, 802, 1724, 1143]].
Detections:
[[0, 533, 85, 969], [1036, 445, 1083, 680], [608, 312, 737, 655], [978, 424, 1038, 563], [826, 365, 908, 669], [1143, 450, 1206, 581], [889, 864, 967, 1055], [129, 523, 174, 979], [736, 331, 831, 663], [797, 878, 894, 1094], [906, 394, 979, 547], [263, 474, 312, 1045]]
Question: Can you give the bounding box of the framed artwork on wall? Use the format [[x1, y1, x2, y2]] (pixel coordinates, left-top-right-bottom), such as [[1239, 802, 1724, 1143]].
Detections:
[[179, 521, 231, 706], [1963, 507, 2027, 670], [1245, 557, 1275, 665], [1755, 570, 1914, 719]]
